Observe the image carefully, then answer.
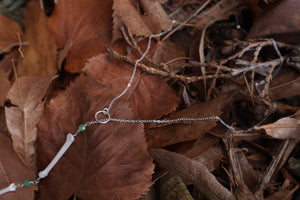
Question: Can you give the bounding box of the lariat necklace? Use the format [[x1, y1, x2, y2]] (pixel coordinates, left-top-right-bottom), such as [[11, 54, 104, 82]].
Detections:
[[0, 21, 239, 196]]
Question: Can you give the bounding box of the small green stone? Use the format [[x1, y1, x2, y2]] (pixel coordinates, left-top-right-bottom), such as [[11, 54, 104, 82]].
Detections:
[[79, 124, 86, 132], [23, 179, 31, 187]]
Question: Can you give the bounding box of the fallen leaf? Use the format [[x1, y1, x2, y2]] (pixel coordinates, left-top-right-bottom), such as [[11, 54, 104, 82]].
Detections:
[[83, 54, 179, 120], [47, 0, 112, 73], [152, 40, 186, 73], [186, 133, 219, 158], [248, 0, 300, 43], [37, 74, 154, 199], [236, 152, 260, 192], [193, 145, 225, 172], [112, 0, 152, 42], [0, 14, 22, 53], [5, 76, 56, 170], [0, 133, 36, 200], [0, 108, 9, 137], [265, 179, 296, 200], [192, 0, 241, 30], [150, 148, 236, 200], [254, 110, 300, 140], [139, 0, 172, 30], [16, 1, 57, 76], [0, 49, 17, 73], [146, 95, 225, 148], [270, 71, 300, 100], [0, 69, 10, 106], [37, 51, 179, 199]]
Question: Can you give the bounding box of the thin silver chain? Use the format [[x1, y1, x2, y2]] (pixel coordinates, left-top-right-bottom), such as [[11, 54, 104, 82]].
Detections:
[[104, 21, 176, 114], [0, 18, 282, 196], [91, 20, 240, 133]]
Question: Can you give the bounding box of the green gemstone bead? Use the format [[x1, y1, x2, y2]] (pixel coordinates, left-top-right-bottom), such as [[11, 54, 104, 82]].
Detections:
[[23, 179, 31, 187], [79, 124, 86, 132]]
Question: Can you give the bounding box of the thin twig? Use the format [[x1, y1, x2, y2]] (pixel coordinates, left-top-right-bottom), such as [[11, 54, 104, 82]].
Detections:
[[107, 47, 231, 82], [161, 0, 211, 42], [255, 139, 291, 199]]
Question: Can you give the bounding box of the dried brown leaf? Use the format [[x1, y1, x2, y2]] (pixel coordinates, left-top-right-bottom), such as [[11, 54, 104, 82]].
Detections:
[[186, 134, 219, 158], [254, 110, 300, 140], [193, 146, 225, 172], [16, 2, 57, 76], [0, 14, 22, 53], [83, 54, 179, 119], [270, 70, 300, 100], [0, 133, 36, 200], [0, 69, 11, 106], [150, 148, 236, 200], [152, 40, 186, 73], [48, 0, 112, 73], [5, 76, 56, 170], [237, 152, 260, 192], [192, 0, 242, 30], [139, 0, 172, 30], [146, 95, 225, 148], [37, 53, 178, 199], [248, 0, 300, 43], [112, 0, 152, 42]]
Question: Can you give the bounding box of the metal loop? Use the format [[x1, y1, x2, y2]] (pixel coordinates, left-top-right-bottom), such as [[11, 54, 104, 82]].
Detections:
[[95, 110, 111, 124]]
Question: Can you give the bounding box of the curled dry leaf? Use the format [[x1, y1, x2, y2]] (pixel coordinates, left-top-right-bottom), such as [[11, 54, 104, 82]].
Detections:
[[5, 76, 56, 170], [0, 14, 22, 53], [0, 134, 36, 200], [150, 148, 236, 200], [146, 95, 225, 148], [254, 110, 300, 140], [37, 53, 178, 199], [47, 0, 112, 73], [16, 1, 57, 76]]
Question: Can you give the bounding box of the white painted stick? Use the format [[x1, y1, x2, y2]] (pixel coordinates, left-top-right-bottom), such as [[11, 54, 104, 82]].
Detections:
[[38, 133, 75, 179], [0, 183, 16, 195]]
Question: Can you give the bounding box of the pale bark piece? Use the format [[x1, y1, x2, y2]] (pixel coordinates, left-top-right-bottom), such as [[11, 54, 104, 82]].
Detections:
[[48, 0, 112, 73], [146, 95, 225, 148], [150, 149, 236, 200], [16, 1, 57, 76], [5, 76, 56, 170], [0, 14, 22, 53], [0, 134, 36, 200], [255, 110, 300, 140]]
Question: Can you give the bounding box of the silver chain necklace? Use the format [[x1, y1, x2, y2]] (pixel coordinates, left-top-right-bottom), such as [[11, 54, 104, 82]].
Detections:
[[0, 20, 240, 196]]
